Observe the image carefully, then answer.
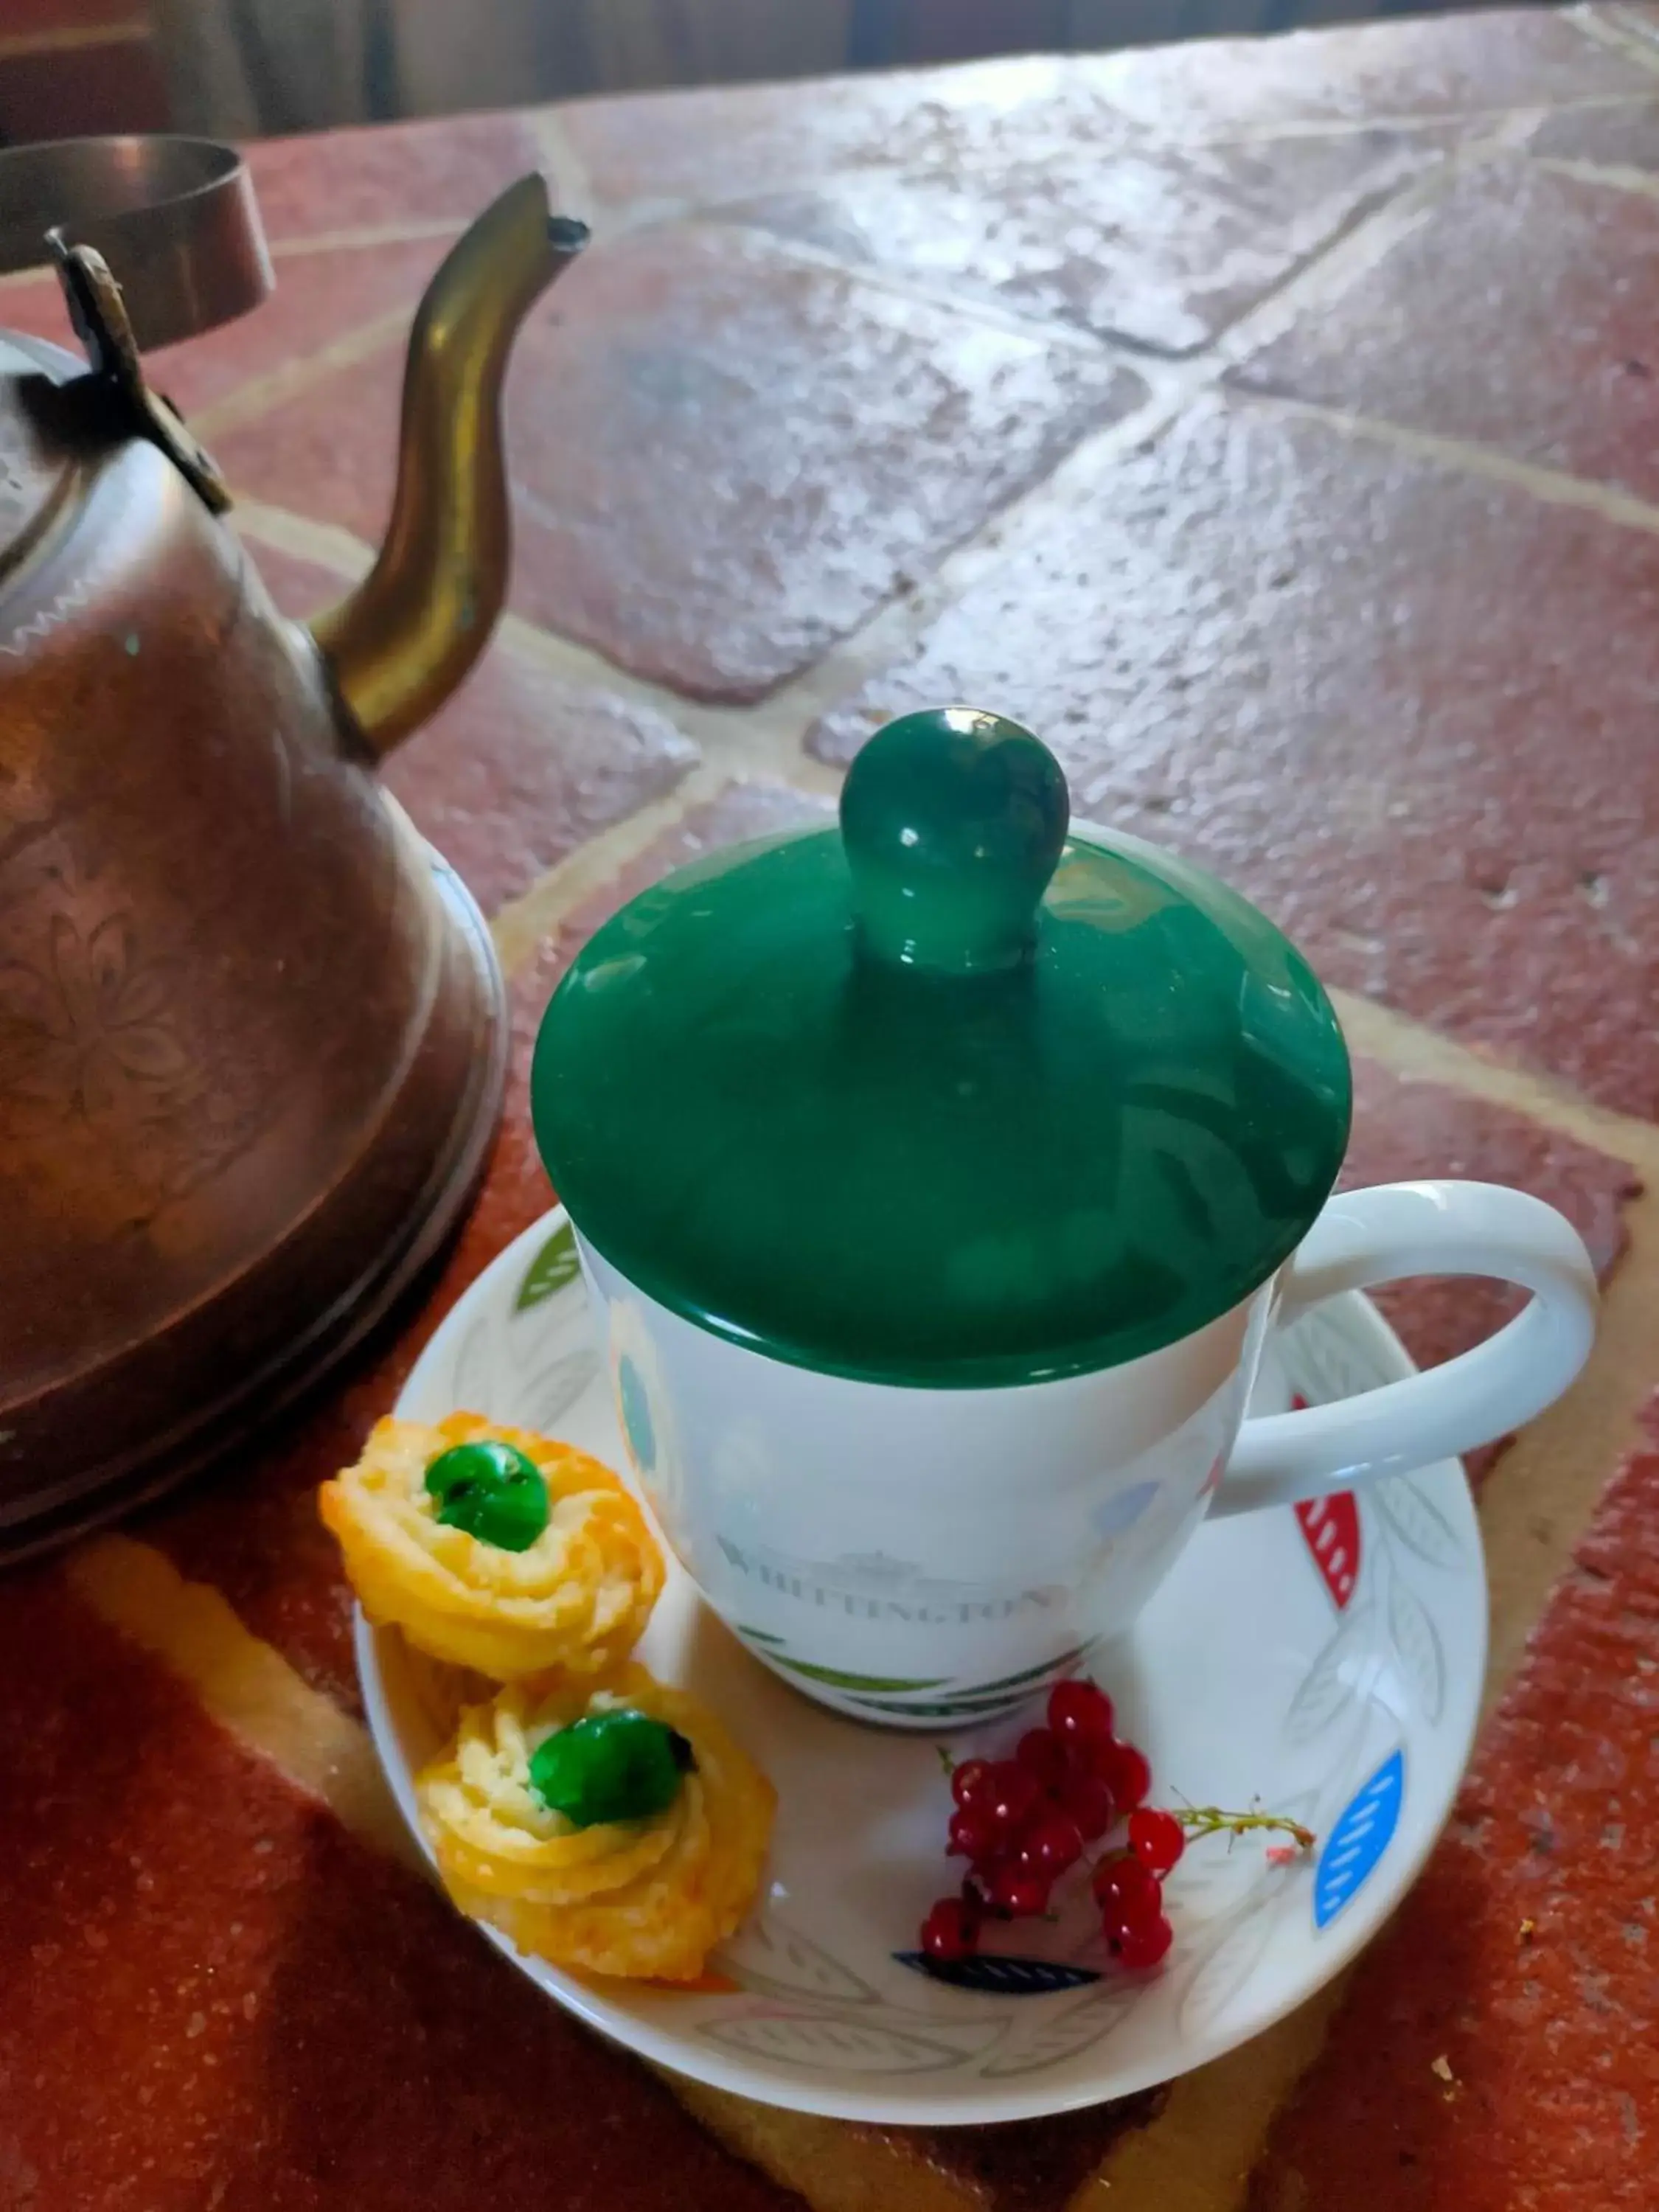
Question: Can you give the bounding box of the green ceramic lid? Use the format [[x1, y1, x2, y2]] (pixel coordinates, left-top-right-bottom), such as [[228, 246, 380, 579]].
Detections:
[[532, 709, 1352, 1388]]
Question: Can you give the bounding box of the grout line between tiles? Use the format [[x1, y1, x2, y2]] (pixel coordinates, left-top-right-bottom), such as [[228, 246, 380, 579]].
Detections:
[[1232, 387, 1659, 538], [1571, 1, 1659, 74], [269, 219, 463, 257], [192, 306, 413, 440], [232, 496, 852, 782], [1534, 150, 1659, 197], [1329, 990, 1659, 1178], [65, 1534, 420, 1874], [487, 759, 733, 976]]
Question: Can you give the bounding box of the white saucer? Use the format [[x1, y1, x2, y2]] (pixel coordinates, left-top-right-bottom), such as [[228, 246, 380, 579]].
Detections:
[[358, 1209, 1486, 2126]]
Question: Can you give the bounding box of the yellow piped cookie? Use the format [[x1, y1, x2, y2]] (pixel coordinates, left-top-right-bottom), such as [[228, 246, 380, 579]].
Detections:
[[320, 1412, 664, 1679], [417, 1663, 776, 1983]]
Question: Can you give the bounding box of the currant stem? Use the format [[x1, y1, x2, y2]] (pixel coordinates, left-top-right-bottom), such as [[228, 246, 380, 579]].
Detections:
[[1173, 1806, 1316, 1850]]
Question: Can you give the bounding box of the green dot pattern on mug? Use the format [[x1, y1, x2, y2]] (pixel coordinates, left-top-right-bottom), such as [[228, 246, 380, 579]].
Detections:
[[618, 1354, 657, 1473]]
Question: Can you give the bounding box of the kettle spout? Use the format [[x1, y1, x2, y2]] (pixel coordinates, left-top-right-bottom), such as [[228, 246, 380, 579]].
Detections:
[[310, 178, 588, 755]]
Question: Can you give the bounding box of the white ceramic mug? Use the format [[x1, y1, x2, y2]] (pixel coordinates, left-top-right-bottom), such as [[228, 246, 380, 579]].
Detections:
[[574, 1180, 1594, 1726]]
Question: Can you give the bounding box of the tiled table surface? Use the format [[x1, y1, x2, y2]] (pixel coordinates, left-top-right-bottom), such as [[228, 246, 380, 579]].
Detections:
[[6, 8, 1659, 2206]]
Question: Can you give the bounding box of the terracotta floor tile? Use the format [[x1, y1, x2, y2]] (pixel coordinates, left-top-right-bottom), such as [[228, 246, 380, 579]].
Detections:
[[1341, 1061, 1639, 1478], [243, 538, 699, 915], [811, 397, 1659, 1117], [1093, 7, 1646, 132], [504, 783, 841, 1065], [1531, 94, 1659, 161], [894, 2097, 1163, 2211], [215, 332, 406, 553], [212, 224, 1144, 701], [157, 236, 459, 422], [718, 127, 1444, 355], [246, 112, 553, 243], [1248, 1399, 1659, 2212], [0, 1568, 798, 2211], [562, 55, 1138, 211], [0, 271, 77, 355], [563, 12, 1637, 213], [1231, 159, 1659, 502]]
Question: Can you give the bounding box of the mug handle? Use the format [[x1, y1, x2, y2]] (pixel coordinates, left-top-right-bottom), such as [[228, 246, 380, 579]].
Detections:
[[1211, 1181, 1598, 1519]]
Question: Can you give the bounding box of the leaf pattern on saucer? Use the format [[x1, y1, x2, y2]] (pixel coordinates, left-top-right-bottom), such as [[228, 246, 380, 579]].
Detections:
[[515, 1220, 582, 1311], [699, 2011, 999, 2072], [1284, 1606, 1381, 1743], [893, 1953, 1101, 1996], [517, 1349, 602, 1431], [720, 1916, 877, 2005], [1315, 1748, 1405, 1930], [1281, 1312, 1374, 1408], [1387, 1575, 1446, 1725], [1177, 1891, 1285, 2036], [979, 1982, 1138, 2077], [1375, 1472, 1465, 1569]]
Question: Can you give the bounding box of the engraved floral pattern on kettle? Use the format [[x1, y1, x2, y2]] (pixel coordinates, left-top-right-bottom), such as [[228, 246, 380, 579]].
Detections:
[[0, 908, 189, 1119], [0, 856, 288, 1208]]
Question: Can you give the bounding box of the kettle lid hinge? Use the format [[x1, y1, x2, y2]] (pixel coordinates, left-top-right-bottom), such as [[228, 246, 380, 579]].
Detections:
[[52, 240, 232, 515]]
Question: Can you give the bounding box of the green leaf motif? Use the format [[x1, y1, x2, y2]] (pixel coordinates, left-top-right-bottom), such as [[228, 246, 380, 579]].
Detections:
[[515, 1222, 581, 1312], [846, 1645, 1096, 1719], [772, 1655, 948, 1694], [848, 1694, 1033, 1720]]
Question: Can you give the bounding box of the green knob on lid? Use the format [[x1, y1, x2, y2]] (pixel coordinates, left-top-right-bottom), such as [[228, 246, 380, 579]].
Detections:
[[840, 707, 1070, 975]]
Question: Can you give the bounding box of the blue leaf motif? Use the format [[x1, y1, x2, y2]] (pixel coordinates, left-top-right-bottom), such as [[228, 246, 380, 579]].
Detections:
[[1315, 1748, 1405, 1930], [893, 1952, 1101, 1995]]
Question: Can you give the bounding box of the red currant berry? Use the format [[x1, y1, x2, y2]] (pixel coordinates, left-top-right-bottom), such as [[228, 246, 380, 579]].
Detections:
[[950, 1758, 994, 1812], [1059, 1767, 1116, 1840], [1113, 1912, 1174, 1972], [989, 1864, 1051, 1918], [1091, 1854, 1160, 1918], [1129, 1806, 1186, 1877], [947, 1806, 1006, 1862], [1099, 1739, 1152, 1812], [1015, 1728, 1070, 1793], [983, 1760, 1041, 1831], [920, 1896, 980, 1962], [1013, 1811, 1084, 1881], [1047, 1678, 1116, 1753]]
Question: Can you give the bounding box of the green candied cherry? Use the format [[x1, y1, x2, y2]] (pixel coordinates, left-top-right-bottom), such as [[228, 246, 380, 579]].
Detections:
[[527, 1709, 696, 1828], [422, 1438, 550, 1551]]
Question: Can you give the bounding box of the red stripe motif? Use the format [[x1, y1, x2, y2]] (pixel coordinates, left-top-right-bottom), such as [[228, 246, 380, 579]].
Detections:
[[1289, 1394, 1360, 1610]]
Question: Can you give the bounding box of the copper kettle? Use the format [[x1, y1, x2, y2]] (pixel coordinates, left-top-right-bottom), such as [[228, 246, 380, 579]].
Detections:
[[0, 169, 588, 1557]]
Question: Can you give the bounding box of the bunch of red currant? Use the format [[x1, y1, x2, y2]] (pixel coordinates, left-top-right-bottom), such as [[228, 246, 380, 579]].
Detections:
[[919, 1677, 1310, 1975]]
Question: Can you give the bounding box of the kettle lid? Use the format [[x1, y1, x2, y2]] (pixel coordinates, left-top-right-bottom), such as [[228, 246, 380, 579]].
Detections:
[[0, 333, 83, 585], [532, 709, 1352, 1387]]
